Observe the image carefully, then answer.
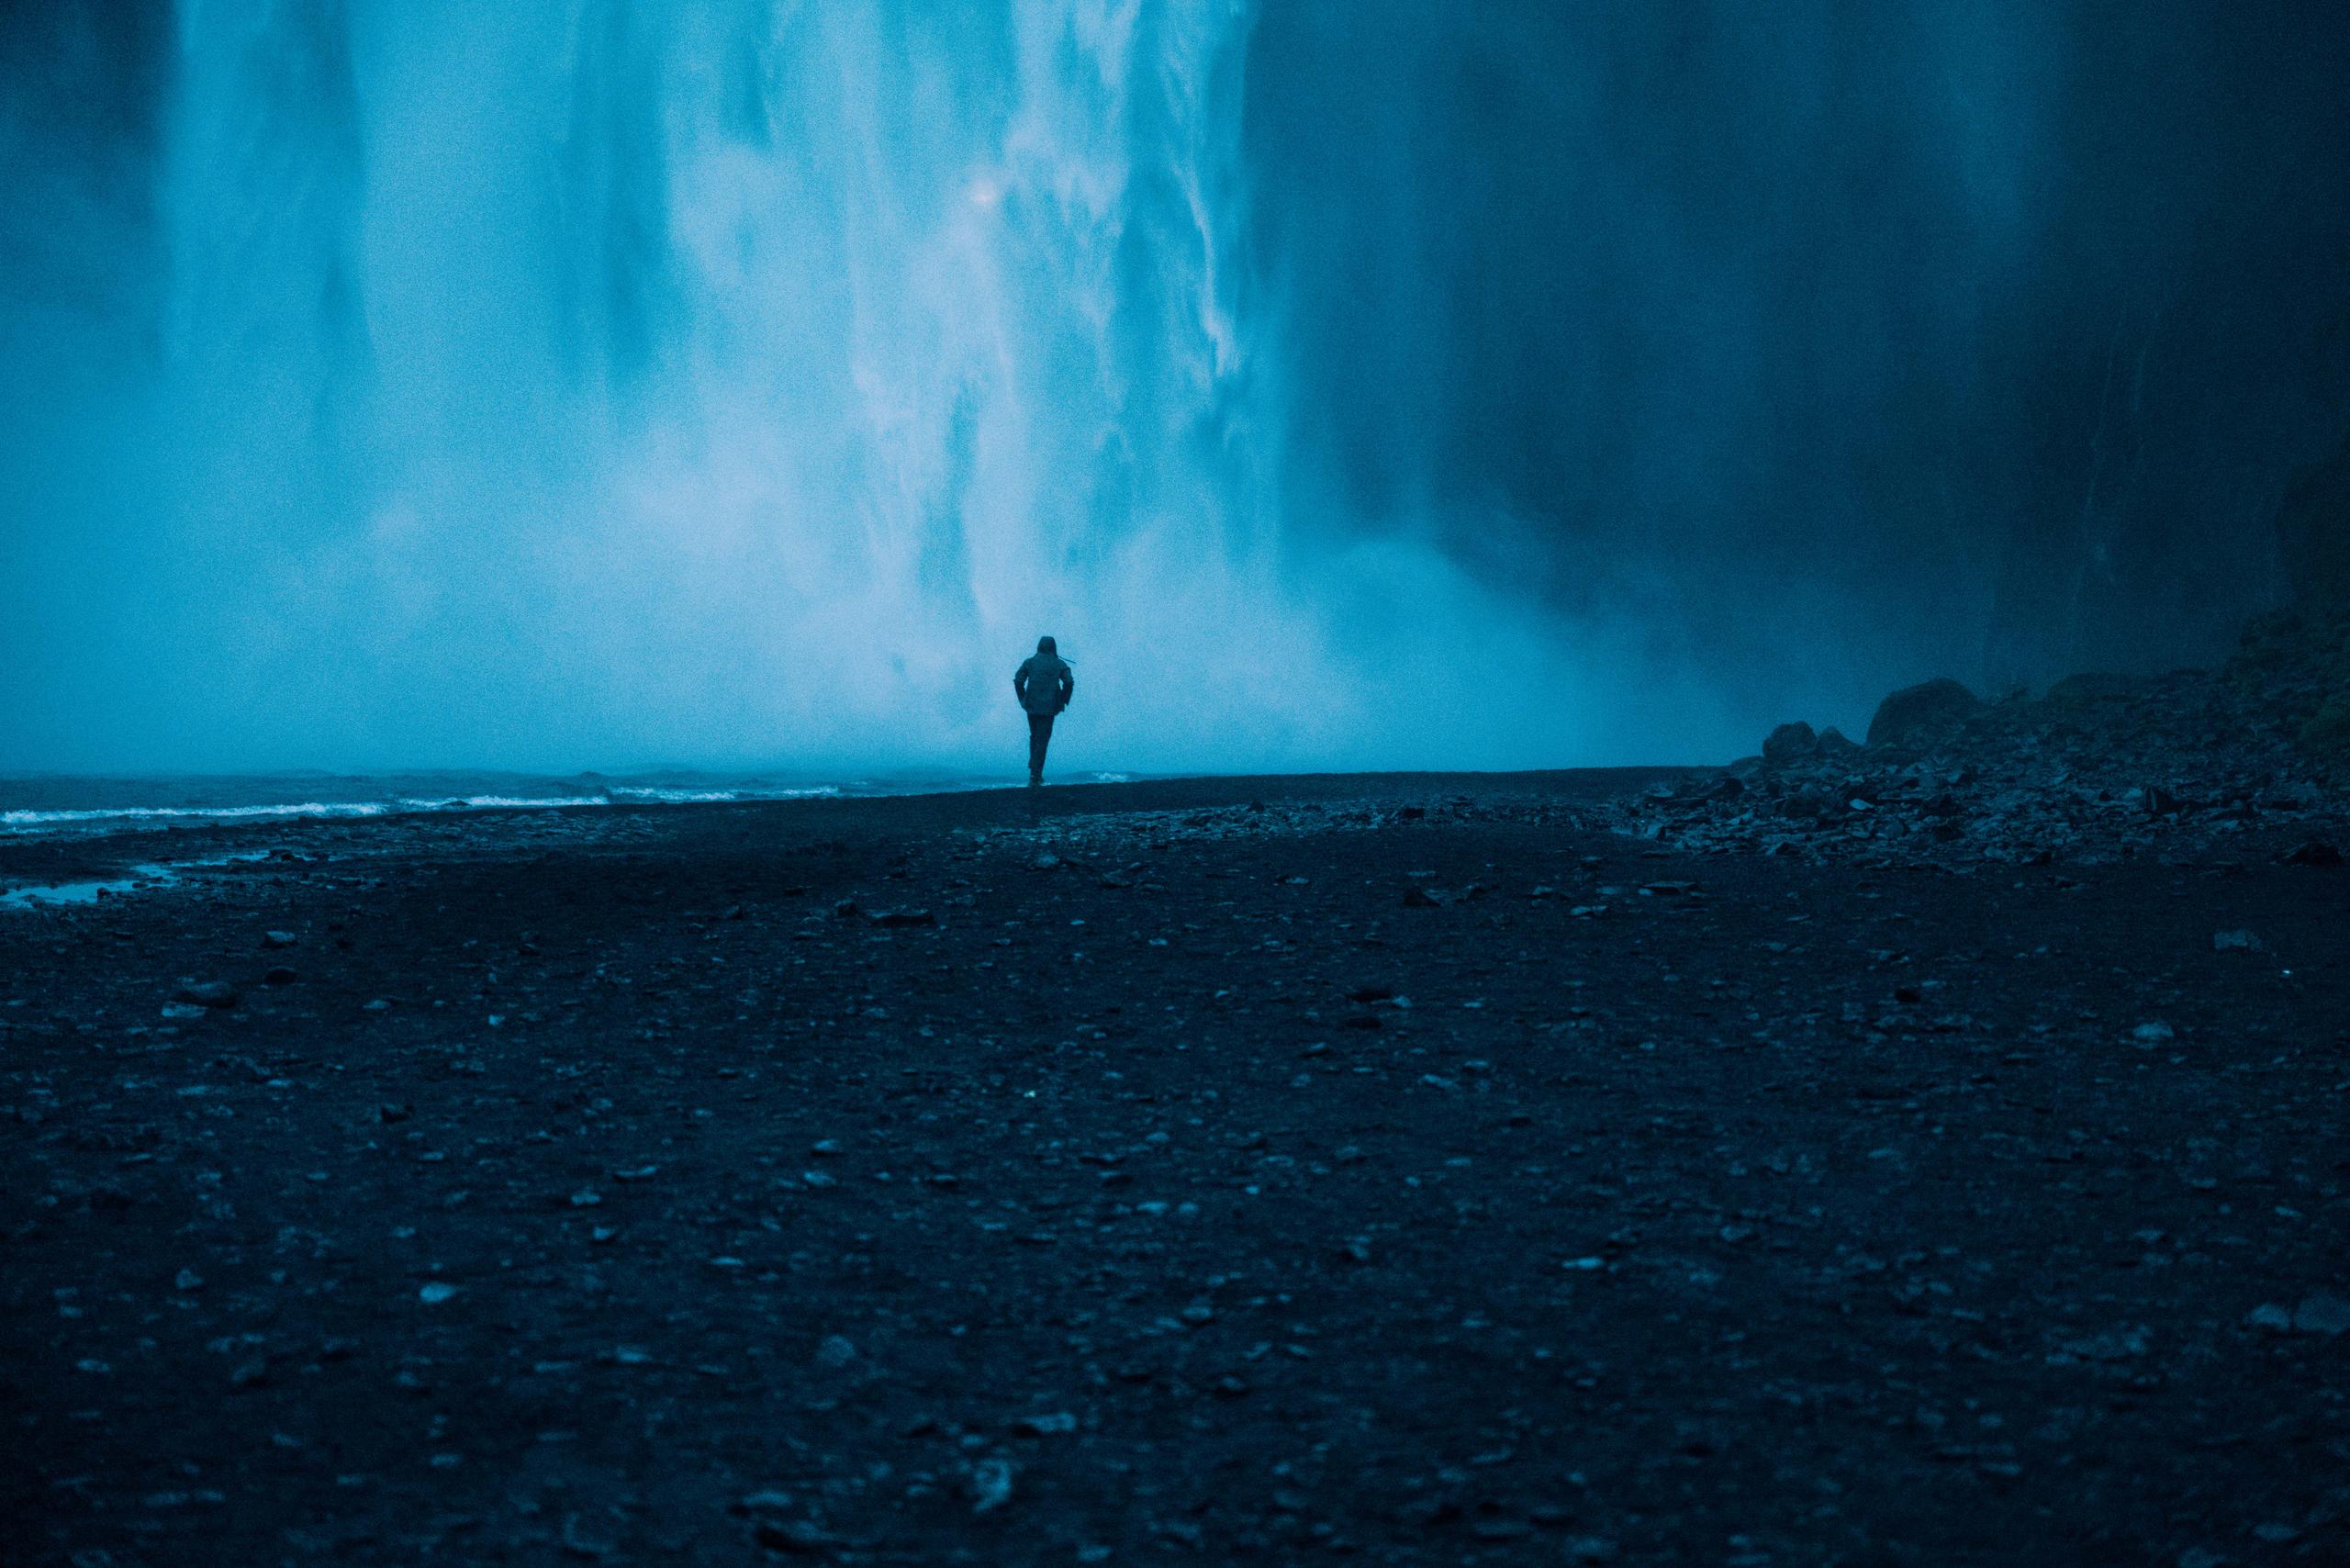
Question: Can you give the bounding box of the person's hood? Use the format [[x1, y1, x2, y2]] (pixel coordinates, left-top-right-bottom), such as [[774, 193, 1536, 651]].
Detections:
[[1036, 636, 1058, 655]]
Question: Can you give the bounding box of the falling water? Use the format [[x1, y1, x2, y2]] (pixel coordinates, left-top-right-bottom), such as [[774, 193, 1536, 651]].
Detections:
[[8, 3, 2346, 778], [3, 1, 1688, 777]]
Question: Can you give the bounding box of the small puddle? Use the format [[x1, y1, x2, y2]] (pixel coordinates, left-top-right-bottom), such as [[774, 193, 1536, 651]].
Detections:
[[0, 852, 271, 912]]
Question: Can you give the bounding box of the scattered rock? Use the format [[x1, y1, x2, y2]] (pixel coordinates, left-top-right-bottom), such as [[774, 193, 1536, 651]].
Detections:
[[174, 981, 240, 1010], [2284, 839, 2343, 868], [264, 966, 298, 985], [2054, 1327, 2149, 1361], [2246, 1295, 2350, 1335], [2211, 930, 2263, 952], [262, 931, 297, 949]]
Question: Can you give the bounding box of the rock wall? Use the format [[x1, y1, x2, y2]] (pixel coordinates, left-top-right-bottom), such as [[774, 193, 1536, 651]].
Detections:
[[2278, 426, 2350, 607]]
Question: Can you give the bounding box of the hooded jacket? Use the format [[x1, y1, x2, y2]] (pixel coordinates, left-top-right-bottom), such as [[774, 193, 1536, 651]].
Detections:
[[1014, 643, 1073, 716]]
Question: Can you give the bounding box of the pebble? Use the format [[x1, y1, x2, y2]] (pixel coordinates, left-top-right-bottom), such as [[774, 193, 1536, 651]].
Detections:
[[969, 1457, 1016, 1514], [1011, 1411, 1078, 1435], [2291, 1293, 2350, 1335]]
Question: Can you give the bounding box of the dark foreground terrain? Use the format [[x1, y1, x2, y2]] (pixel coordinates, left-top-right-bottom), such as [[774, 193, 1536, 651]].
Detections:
[[6, 767, 2349, 1566]]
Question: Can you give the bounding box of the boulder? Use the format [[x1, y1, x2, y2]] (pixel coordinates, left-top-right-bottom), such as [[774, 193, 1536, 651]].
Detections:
[[1816, 726, 1861, 757], [1762, 722, 1818, 764], [1865, 678, 1980, 746]]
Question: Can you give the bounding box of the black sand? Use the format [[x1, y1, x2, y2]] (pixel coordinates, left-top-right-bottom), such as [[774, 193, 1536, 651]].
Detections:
[[6, 770, 2348, 1564]]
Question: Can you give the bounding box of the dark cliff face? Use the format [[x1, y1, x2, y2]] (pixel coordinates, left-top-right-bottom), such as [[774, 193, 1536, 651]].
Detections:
[[2279, 431, 2350, 609], [1245, 0, 2350, 694], [2266, 430, 2350, 762]]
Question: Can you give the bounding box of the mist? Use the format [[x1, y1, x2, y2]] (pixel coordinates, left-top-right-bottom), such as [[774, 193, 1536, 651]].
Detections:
[[5, 1, 2346, 778]]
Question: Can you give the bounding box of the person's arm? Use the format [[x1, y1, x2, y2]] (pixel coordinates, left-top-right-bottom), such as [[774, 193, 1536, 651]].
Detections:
[[1057, 666, 1074, 711], [1013, 661, 1030, 704]]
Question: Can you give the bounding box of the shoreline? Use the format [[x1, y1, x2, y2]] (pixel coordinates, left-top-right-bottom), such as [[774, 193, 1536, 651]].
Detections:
[[0, 767, 1702, 901]]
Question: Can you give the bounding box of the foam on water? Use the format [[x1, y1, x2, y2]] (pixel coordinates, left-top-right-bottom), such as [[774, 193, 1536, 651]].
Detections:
[[0, 776, 926, 841], [3, 802, 395, 831]]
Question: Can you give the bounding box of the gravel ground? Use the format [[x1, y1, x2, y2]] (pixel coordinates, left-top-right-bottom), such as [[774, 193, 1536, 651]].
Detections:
[[4, 767, 2347, 1565]]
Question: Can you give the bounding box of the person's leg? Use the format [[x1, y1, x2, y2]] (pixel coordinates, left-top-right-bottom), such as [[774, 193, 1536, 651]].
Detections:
[[1034, 714, 1062, 780]]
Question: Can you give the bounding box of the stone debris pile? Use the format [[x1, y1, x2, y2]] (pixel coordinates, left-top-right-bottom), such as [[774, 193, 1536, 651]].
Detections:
[[1614, 664, 2344, 867]]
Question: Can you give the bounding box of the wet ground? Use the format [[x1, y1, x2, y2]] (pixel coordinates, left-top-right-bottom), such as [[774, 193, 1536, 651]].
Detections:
[[4, 770, 2348, 1565]]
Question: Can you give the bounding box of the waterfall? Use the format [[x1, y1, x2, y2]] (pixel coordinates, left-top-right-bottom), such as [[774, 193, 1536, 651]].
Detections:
[[137, 1, 1321, 767], [7, 0, 1617, 773]]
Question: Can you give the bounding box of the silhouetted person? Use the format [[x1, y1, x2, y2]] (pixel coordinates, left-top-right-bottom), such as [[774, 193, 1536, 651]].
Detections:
[[1013, 635, 1074, 787]]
